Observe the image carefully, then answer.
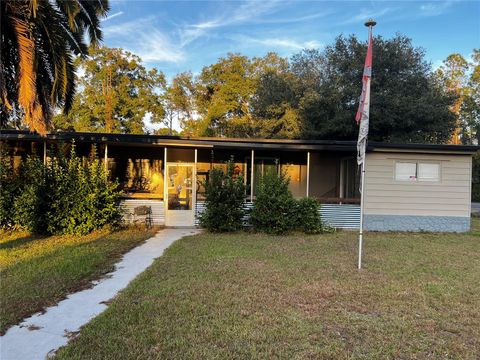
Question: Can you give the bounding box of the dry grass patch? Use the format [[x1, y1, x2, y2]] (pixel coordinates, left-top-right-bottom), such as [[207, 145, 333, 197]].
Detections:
[[55, 220, 480, 359]]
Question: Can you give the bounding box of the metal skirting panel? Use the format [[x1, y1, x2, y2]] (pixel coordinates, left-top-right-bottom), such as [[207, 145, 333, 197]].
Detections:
[[196, 201, 360, 229], [195, 201, 253, 226], [121, 199, 165, 225], [319, 204, 360, 229]]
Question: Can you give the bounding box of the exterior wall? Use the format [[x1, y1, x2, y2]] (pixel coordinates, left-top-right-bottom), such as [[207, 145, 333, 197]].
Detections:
[[364, 151, 472, 232]]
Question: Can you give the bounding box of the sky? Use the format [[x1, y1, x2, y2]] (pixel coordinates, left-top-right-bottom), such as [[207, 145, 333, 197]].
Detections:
[[102, 0, 480, 80]]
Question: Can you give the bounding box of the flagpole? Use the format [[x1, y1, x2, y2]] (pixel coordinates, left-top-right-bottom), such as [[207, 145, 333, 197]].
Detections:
[[358, 19, 376, 270]]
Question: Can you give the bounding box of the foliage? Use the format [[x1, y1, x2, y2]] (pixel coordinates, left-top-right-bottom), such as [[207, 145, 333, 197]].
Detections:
[[250, 169, 297, 234], [294, 197, 324, 234], [473, 152, 480, 202], [0, 143, 17, 228], [53, 46, 166, 134], [1, 0, 109, 134], [0, 144, 122, 235], [200, 160, 246, 232], [436, 50, 480, 144]]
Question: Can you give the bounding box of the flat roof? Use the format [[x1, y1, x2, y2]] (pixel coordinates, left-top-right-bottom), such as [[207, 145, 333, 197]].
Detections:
[[1, 129, 478, 154]]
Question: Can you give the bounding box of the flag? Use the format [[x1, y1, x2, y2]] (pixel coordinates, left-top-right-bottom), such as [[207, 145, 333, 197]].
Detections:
[[356, 27, 373, 166]]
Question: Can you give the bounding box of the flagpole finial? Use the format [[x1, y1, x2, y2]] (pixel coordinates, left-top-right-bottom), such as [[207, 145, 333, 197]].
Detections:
[[365, 19, 376, 27]]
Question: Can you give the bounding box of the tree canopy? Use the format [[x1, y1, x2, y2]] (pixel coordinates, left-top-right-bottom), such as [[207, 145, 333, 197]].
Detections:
[[53, 47, 166, 134]]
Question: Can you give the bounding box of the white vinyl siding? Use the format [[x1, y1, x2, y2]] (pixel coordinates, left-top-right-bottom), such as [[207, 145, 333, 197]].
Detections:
[[365, 152, 472, 217]]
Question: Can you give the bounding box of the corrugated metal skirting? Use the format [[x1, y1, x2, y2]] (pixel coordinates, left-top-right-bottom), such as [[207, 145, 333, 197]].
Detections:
[[121, 199, 165, 225], [320, 204, 360, 229], [195, 201, 253, 226], [195, 201, 360, 229]]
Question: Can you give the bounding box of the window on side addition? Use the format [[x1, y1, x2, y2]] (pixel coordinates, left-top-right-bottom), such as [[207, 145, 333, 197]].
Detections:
[[395, 162, 440, 182]]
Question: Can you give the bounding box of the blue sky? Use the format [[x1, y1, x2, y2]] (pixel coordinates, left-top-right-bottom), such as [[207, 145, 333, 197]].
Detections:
[[102, 0, 479, 79]]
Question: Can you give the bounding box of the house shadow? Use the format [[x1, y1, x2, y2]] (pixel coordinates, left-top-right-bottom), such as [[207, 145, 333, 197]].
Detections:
[[0, 234, 45, 250]]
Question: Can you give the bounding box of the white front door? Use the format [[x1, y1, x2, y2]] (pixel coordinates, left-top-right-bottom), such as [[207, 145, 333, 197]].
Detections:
[[165, 163, 195, 227]]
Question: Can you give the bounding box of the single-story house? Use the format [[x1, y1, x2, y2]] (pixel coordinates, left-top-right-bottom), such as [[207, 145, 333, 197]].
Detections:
[[1, 130, 478, 232]]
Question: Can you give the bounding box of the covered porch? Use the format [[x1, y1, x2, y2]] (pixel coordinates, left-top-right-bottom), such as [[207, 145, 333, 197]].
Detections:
[[0, 131, 361, 228]]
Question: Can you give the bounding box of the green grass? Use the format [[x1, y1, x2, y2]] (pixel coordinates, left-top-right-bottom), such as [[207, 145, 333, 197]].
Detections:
[[0, 226, 158, 334], [55, 219, 480, 359]]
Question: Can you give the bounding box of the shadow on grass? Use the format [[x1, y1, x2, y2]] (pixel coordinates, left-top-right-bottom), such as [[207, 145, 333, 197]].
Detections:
[[0, 234, 46, 250]]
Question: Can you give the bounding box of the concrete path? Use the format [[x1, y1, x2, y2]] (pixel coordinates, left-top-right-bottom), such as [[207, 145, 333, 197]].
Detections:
[[0, 228, 200, 360]]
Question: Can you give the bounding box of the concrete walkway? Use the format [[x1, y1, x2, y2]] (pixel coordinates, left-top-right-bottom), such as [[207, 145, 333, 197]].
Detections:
[[0, 228, 200, 360]]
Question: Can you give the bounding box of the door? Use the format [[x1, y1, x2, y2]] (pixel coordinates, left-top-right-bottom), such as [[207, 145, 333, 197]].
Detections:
[[165, 163, 195, 227]]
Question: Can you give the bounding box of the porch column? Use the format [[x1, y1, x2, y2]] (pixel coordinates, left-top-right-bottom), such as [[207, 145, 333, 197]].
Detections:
[[104, 143, 108, 174], [194, 148, 197, 211], [43, 141, 47, 165], [306, 151, 310, 197], [250, 149, 254, 202], [164, 147, 167, 205]]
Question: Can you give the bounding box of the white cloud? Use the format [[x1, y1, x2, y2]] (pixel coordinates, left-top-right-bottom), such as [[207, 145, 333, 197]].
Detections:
[[419, 1, 454, 16], [235, 35, 322, 51], [102, 11, 124, 22], [103, 16, 184, 63], [180, 0, 284, 45]]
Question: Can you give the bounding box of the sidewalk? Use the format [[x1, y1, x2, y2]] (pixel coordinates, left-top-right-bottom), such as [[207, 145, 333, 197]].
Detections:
[[0, 228, 200, 360]]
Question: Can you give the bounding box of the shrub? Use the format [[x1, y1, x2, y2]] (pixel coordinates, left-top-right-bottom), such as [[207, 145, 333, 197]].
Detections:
[[12, 156, 48, 233], [250, 169, 297, 234], [1, 143, 122, 235], [0, 143, 16, 228], [251, 168, 329, 235], [200, 160, 246, 232], [295, 197, 324, 234]]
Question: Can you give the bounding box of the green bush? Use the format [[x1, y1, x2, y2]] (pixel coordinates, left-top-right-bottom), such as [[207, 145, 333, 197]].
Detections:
[[295, 197, 324, 234], [200, 160, 246, 232], [251, 169, 328, 235], [250, 170, 297, 234], [0, 143, 17, 228], [12, 156, 47, 233], [0, 143, 122, 235]]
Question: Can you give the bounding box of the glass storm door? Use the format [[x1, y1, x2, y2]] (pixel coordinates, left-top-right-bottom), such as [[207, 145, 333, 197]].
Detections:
[[165, 163, 195, 227]]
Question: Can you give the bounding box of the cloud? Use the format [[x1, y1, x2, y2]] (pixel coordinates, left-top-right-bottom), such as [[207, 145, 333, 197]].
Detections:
[[102, 11, 124, 22], [180, 0, 284, 45], [103, 16, 184, 63], [235, 35, 322, 51], [419, 1, 454, 16], [338, 7, 393, 26]]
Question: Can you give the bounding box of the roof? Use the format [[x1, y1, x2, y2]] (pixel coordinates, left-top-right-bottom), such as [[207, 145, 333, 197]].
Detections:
[[1, 129, 478, 154]]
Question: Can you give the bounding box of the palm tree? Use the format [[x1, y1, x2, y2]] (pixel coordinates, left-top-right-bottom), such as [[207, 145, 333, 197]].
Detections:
[[0, 0, 109, 134]]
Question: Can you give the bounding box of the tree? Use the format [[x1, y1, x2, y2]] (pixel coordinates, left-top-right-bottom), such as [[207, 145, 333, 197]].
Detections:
[[53, 47, 166, 134], [190, 52, 288, 137], [1, 0, 109, 134], [291, 35, 456, 142], [162, 72, 196, 135]]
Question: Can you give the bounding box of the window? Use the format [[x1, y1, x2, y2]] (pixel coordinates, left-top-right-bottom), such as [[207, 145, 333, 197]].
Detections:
[[395, 161, 440, 182], [395, 162, 417, 181], [418, 163, 440, 181]]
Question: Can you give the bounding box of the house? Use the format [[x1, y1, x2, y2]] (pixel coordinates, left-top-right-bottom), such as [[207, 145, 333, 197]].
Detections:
[[1, 130, 477, 232]]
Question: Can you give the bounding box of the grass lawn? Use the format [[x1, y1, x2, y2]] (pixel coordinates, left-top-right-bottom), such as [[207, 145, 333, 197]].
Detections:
[[0, 226, 158, 334], [55, 219, 480, 359]]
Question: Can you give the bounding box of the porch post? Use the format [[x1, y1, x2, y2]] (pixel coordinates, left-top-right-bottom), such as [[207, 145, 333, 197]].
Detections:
[[43, 141, 47, 165], [194, 148, 197, 217], [250, 149, 254, 202], [306, 151, 310, 197], [164, 147, 167, 204], [104, 143, 108, 174]]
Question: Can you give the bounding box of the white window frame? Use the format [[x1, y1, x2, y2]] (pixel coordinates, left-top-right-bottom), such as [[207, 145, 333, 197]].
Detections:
[[394, 161, 440, 183]]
